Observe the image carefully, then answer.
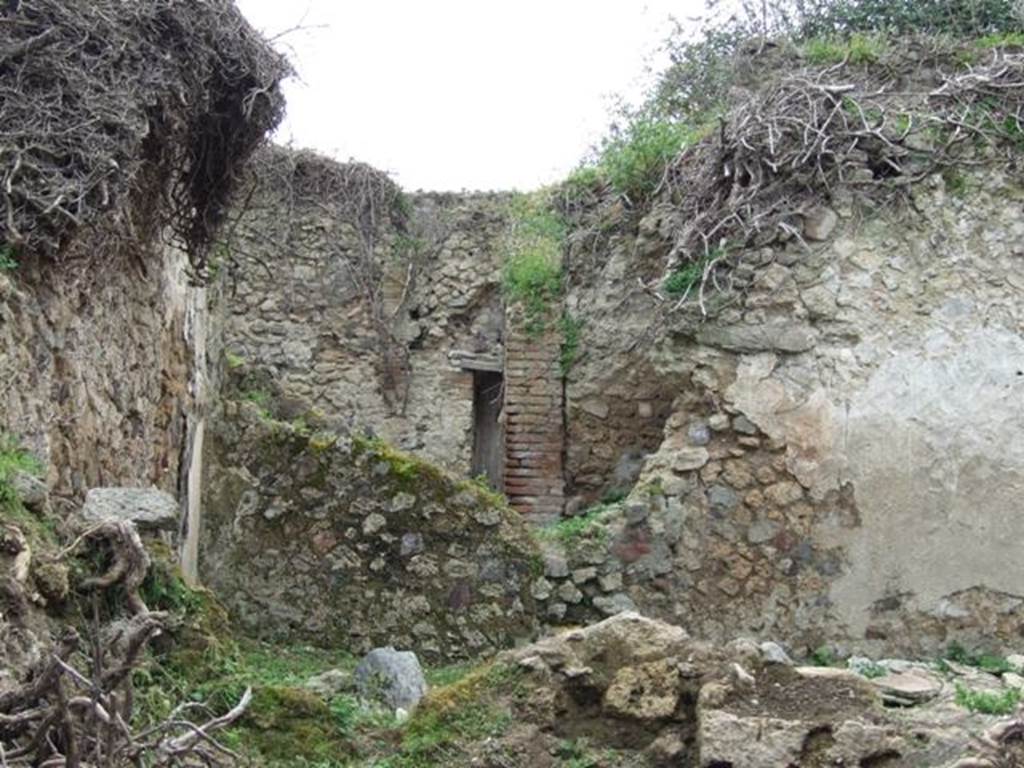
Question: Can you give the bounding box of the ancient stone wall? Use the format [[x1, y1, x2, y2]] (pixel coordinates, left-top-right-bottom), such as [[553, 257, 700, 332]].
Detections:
[[221, 151, 511, 478], [199, 400, 539, 661], [0, 238, 199, 501], [539, 169, 1024, 656]]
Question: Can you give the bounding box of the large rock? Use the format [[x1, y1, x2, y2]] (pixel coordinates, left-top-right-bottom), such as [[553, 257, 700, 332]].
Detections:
[[871, 671, 944, 705], [355, 647, 427, 712], [81, 487, 179, 532], [603, 659, 681, 720]]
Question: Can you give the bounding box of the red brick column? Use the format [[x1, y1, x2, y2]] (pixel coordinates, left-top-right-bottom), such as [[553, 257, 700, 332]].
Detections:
[[503, 318, 564, 522]]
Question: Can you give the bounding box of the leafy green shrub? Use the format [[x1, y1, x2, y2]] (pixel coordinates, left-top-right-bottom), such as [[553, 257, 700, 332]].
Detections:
[[562, 165, 606, 203], [503, 251, 560, 314], [501, 194, 565, 334], [793, 0, 1021, 38], [955, 683, 1021, 715], [598, 116, 705, 201], [633, 0, 1023, 137], [810, 646, 837, 667]]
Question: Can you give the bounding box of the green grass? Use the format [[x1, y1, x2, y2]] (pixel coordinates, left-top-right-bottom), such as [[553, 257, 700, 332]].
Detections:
[[136, 629, 367, 767], [803, 33, 886, 65], [375, 663, 521, 768], [955, 683, 1021, 715], [976, 31, 1024, 48]]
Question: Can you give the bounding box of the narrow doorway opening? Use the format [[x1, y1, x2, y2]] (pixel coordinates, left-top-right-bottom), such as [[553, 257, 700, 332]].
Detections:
[[471, 370, 504, 489]]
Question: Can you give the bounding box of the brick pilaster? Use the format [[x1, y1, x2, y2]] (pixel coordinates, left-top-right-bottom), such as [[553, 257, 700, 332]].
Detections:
[[503, 317, 564, 522]]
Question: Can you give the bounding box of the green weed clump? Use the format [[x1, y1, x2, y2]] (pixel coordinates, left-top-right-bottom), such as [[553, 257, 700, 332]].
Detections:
[[944, 642, 1019, 675], [664, 261, 706, 299], [537, 502, 618, 550], [501, 193, 565, 335], [0, 245, 17, 271], [569, 116, 711, 205], [0, 434, 53, 542], [599, 117, 700, 201], [955, 683, 1022, 715], [555, 738, 602, 768], [0, 434, 55, 548], [810, 646, 838, 667], [0, 433, 42, 510], [858, 662, 888, 679], [460, 474, 508, 509], [664, 245, 729, 301]]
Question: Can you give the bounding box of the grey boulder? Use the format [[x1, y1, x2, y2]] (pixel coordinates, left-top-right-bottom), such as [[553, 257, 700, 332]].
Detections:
[[355, 647, 427, 712], [81, 487, 179, 532]]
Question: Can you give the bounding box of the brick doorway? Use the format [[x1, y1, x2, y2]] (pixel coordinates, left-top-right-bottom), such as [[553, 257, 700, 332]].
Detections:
[[471, 370, 505, 488]]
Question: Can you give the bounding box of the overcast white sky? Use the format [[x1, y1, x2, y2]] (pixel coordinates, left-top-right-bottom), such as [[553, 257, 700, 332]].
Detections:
[[235, 1, 705, 191]]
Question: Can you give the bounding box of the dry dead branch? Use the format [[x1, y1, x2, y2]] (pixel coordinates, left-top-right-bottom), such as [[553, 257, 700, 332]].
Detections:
[[656, 50, 1024, 316], [0, 520, 249, 766], [0, 0, 289, 275]]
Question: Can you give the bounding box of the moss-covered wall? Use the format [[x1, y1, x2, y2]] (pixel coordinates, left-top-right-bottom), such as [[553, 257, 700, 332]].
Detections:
[[200, 400, 540, 661]]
